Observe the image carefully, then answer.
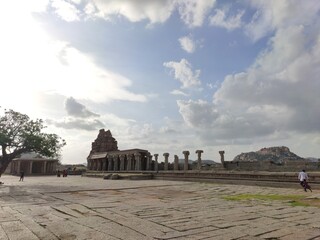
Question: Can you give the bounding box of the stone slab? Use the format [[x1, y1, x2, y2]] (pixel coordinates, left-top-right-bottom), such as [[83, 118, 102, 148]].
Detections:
[[0, 175, 320, 239]]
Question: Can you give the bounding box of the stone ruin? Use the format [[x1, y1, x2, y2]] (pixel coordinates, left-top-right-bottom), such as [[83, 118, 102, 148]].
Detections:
[[87, 129, 211, 172], [87, 129, 151, 171], [90, 129, 118, 153], [87, 130, 319, 173]]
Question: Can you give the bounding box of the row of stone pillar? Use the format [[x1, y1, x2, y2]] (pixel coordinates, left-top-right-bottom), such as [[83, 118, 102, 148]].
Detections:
[[11, 160, 57, 175], [89, 150, 225, 172], [153, 150, 205, 171], [89, 153, 152, 171]]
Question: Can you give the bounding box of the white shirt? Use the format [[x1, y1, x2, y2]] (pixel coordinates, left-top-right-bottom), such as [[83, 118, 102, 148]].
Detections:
[[298, 171, 308, 181]]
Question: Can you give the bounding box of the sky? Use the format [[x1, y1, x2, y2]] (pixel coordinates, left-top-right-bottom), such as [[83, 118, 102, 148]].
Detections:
[[0, 0, 320, 164]]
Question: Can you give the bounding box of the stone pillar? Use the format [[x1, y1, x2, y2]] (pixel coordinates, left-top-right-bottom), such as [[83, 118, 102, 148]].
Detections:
[[120, 155, 125, 171], [146, 155, 152, 171], [182, 151, 190, 171], [17, 161, 21, 174], [100, 159, 104, 170], [42, 161, 47, 174], [29, 161, 33, 174], [127, 154, 132, 171], [102, 159, 107, 171], [96, 160, 100, 171], [135, 153, 141, 171], [219, 151, 226, 168], [93, 160, 96, 170], [154, 154, 159, 172], [92, 160, 95, 170], [113, 155, 119, 171], [174, 155, 179, 171], [87, 160, 90, 170], [196, 150, 203, 170], [108, 156, 113, 171], [91, 160, 94, 170], [163, 153, 169, 171], [53, 161, 57, 173]]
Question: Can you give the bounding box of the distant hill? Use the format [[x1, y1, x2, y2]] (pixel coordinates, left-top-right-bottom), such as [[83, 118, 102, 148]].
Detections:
[[202, 160, 220, 165], [232, 146, 305, 164], [178, 159, 220, 165]]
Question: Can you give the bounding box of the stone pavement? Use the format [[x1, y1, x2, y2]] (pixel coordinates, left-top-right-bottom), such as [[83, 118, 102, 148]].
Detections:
[[1, 175, 320, 240]]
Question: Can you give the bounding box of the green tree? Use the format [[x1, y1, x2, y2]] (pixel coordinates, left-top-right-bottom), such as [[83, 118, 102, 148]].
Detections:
[[0, 109, 66, 175]]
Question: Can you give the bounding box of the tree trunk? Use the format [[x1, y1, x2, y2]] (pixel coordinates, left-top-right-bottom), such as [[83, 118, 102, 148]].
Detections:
[[0, 149, 27, 176], [0, 155, 13, 176]]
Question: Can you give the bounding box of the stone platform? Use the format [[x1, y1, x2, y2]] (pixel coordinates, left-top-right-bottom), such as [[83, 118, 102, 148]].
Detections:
[[1, 175, 320, 239], [84, 170, 320, 189]]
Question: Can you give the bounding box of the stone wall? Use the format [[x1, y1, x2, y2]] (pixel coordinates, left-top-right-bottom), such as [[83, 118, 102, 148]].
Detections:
[[224, 160, 320, 172]]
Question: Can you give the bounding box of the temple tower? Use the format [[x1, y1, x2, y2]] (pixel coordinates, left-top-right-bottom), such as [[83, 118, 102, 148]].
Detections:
[[90, 129, 118, 154]]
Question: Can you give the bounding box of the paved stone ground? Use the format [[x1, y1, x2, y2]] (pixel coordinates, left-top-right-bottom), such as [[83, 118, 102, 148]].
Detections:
[[1, 175, 320, 240]]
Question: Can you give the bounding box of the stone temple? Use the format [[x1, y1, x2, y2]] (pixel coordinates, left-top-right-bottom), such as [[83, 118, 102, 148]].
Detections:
[[87, 129, 152, 171]]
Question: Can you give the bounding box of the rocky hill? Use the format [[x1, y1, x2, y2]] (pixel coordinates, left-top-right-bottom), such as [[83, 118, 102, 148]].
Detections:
[[232, 146, 305, 164]]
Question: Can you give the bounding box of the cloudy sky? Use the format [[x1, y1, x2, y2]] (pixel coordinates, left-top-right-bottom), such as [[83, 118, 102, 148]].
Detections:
[[1, 0, 320, 164]]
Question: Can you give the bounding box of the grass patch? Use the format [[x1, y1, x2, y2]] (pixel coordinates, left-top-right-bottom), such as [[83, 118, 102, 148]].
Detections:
[[223, 194, 316, 207]]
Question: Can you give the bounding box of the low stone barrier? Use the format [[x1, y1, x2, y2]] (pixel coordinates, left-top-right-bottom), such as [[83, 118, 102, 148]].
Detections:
[[84, 170, 320, 188], [154, 170, 320, 188]]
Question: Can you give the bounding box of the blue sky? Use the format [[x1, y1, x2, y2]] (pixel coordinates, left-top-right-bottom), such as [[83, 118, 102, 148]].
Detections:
[[1, 0, 320, 164]]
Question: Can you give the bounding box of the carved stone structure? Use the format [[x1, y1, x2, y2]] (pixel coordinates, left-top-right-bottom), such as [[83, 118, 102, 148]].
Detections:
[[174, 155, 179, 171], [87, 129, 151, 172], [196, 150, 203, 170], [183, 151, 190, 171], [87, 138, 320, 174], [219, 151, 225, 168], [91, 129, 118, 153], [154, 154, 159, 172], [163, 153, 169, 171], [7, 157, 58, 176]]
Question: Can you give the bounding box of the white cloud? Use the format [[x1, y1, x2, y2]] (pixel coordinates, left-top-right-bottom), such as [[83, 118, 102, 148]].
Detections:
[[177, 0, 320, 145], [164, 59, 201, 89], [1, 0, 50, 14], [50, 43, 147, 103], [0, 36, 147, 106], [51, 0, 81, 22], [48, 117, 104, 131], [179, 36, 195, 53], [245, 0, 320, 41], [0, 2, 147, 119], [100, 113, 135, 128], [176, 0, 216, 28], [65, 97, 99, 118], [159, 126, 177, 134], [48, 103, 135, 131], [47, 0, 216, 27], [87, 0, 175, 24], [209, 9, 244, 31], [171, 90, 188, 96], [177, 99, 219, 128]]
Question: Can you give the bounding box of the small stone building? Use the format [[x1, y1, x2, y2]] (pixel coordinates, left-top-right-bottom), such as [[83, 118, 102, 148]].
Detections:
[[87, 129, 152, 171], [6, 153, 58, 175]]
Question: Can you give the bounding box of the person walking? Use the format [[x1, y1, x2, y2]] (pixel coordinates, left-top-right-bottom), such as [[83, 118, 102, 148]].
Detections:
[[298, 170, 312, 192], [19, 171, 24, 181]]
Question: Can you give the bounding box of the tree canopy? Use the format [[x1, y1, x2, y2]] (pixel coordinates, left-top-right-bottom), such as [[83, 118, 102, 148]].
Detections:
[[0, 109, 66, 174]]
